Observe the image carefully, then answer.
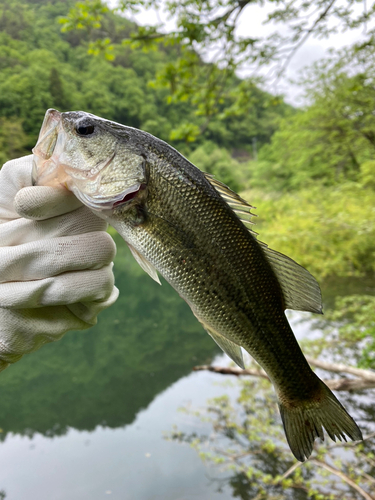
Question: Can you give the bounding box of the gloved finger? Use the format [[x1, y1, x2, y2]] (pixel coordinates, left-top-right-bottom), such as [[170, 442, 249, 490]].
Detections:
[[0, 156, 34, 220], [0, 206, 108, 247], [14, 185, 82, 220], [0, 264, 116, 308], [0, 306, 92, 366], [68, 286, 119, 325], [0, 231, 116, 283]]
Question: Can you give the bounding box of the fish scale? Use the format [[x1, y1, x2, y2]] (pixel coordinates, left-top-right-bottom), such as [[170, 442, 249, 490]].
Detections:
[[32, 108, 363, 461]]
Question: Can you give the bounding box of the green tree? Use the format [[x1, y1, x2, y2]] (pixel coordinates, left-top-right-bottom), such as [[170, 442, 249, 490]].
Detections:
[[0, 117, 29, 163], [49, 67, 68, 110], [0, 0, 288, 167], [249, 46, 375, 190], [60, 0, 294, 143], [60, 0, 375, 137]]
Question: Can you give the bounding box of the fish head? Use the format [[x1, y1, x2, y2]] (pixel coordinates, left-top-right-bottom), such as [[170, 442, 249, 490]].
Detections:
[[32, 109, 147, 211]]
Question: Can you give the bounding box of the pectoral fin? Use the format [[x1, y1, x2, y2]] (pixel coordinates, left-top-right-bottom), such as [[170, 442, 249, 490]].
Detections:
[[127, 244, 161, 285]]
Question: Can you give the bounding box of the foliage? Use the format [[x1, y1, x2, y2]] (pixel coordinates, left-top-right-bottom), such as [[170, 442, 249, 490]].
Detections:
[[0, 2, 374, 499], [60, 0, 375, 136], [0, 117, 29, 165], [60, 0, 295, 139], [245, 181, 375, 280], [168, 375, 375, 500], [187, 141, 250, 192], [251, 48, 375, 191], [235, 45, 375, 283], [0, 0, 289, 180], [307, 295, 375, 370]]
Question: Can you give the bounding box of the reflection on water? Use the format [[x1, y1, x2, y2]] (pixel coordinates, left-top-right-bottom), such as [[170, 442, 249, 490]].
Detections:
[[0, 360, 236, 500], [0, 235, 220, 439], [0, 234, 374, 499]]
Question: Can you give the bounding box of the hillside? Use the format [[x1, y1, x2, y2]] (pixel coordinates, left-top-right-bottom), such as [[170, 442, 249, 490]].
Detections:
[[0, 0, 290, 179]]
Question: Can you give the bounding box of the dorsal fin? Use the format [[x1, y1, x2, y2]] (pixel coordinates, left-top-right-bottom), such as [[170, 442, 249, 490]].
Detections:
[[204, 173, 258, 237], [258, 242, 323, 314], [204, 173, 322, 315]]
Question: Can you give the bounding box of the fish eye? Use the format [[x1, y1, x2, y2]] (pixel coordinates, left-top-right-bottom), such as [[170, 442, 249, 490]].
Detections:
[[75, 120, 95, 136]]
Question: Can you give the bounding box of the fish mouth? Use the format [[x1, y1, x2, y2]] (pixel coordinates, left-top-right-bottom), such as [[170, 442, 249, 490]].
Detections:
[[32, 109, 62, 186], [72, 182, 145, 210]]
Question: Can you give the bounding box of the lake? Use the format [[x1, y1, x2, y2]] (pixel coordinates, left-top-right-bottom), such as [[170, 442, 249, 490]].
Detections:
[[0, 234, 373, 499]]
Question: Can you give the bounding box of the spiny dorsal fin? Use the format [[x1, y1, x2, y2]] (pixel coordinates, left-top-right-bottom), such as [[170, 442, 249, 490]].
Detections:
[[127, 244, 161, 285], [258, 241, 323, 314], [204, 173, 258, 237]]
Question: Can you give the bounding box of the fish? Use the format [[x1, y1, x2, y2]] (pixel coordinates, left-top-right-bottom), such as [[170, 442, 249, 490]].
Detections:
[[32, 108, 362, 461]]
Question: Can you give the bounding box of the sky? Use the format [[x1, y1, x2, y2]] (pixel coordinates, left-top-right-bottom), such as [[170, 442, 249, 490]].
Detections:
[[124, 0, 374, 106], [234, 1, 373, 105]]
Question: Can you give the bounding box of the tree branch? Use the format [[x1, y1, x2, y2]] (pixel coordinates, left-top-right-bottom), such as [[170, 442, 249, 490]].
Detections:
[[305, 356, 375, 382], [324, 377, 375, 391], [275, 0, 337, 78], [276, 460, 304, 483], [193, 358, 375, 392], [310, 459, 375, 500], [192, 364, 269, 379]]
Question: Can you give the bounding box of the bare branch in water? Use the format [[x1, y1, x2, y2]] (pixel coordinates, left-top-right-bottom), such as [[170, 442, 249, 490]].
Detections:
[[305, 356, 375, 382], [310, 459, 375, 500], [193, 359, 375, 392]]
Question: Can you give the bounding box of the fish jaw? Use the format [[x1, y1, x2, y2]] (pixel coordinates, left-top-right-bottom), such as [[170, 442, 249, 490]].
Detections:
[[32, 108, 69, 187], [73, 182, 146, 211]]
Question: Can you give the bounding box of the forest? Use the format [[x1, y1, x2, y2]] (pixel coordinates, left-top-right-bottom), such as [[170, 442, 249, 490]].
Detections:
[[0, 0, 374, 498]]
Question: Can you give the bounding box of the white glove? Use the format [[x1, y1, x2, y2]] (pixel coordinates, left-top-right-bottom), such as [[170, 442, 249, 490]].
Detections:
[[0, 155, 119, 371]]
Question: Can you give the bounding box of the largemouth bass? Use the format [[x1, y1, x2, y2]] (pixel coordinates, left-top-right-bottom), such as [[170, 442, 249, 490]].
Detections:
[[32, 109, 362, 461]]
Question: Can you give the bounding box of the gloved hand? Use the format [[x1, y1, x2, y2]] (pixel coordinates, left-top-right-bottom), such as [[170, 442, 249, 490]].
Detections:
[[0, 155, 119, 371]]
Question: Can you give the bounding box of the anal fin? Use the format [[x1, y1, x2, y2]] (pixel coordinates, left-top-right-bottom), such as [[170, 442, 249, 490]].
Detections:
[[205, 327, 245, 369], [127, 244, 161, 285], [187, 299, 245, 369]]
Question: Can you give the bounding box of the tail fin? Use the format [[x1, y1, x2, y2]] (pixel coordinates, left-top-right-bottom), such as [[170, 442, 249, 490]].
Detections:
[[279, 380, 363, 461]]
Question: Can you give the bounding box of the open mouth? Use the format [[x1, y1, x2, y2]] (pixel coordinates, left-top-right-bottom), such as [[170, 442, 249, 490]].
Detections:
[[32, 109, 62, 186]]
